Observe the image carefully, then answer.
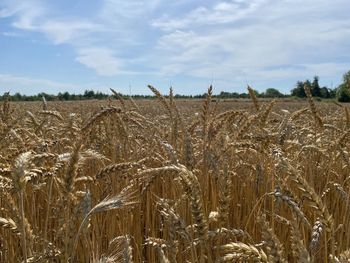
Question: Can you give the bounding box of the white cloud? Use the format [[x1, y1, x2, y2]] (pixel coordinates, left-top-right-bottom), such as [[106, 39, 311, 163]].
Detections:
[[149, 0, 350, 91], [0, 74, 74, 87], [0, 1, 122, 75], [0, 74, 110, 95], [0, 7, 18, 18], [10, 1, 46, 30], [75, 48, 122, 76], [6, 2, 102, 45], [39, 20, 101, 45], [2, 31, 22, 37], [253, 63, 350, 80], [152, 0, 267, 31], [0, 74, 76, 94], [0, 0, 33, 18]]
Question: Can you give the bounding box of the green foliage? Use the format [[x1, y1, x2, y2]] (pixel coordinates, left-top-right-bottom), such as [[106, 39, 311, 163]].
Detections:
[[337, 85, 350, 102], [0, 90, 111, 101], [262, 88, 284, 98], [291, 81, 306, 98], [337, 71, 350, 102], [311, 76, 321, 97], [217, 91, 249, 99], [291, 76, 336, 99], [343, 70, 350, 84], [320, 87, 331, 98]]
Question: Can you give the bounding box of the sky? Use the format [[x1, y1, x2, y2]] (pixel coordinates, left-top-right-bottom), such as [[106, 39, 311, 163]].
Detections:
[[0, 0, 350, 96]]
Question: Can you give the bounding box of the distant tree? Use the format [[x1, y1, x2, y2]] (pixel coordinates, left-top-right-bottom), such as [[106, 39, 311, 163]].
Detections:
[[62, 92, 70, 100], [57, 92, 63, 100], [320, 87, 331, 98], [95, 92, 105, 99], [304, 79, 312, 92], [12, 92, 22, 101], [329, 88, 337, 98], [218, 91, 242, 98], [337, 71, 350, 102], [83, 90, 95, 99], [263, 88, 284, 98], [311, 76, 321, 97], [342, 71, 350, 87], [239, 93, 249, 99], [291, 77, 331, 98], [219, 91, 230, 98], [252, 89, 260, 98], [337, 85, 350, 102], [291, 81, 306, 98]]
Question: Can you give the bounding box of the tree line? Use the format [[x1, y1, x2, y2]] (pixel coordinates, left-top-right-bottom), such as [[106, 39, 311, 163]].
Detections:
[[2, 70, 350, 102]]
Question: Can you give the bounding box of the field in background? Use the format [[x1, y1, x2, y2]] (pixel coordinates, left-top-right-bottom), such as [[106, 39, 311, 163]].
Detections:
[[1, 89, 350, 262], [9, 98, 321, 117]]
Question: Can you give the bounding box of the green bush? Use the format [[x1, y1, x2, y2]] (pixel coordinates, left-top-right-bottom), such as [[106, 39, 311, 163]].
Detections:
[[337, 71, 350, 102], [337, 84, 350, 102]]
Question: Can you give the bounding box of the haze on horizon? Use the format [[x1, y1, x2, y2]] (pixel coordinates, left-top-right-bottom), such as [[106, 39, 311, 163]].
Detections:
[[0, 0, 350, 96]]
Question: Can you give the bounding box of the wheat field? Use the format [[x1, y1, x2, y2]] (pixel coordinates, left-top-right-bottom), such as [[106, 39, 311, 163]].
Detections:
[[1, 86, 350, 262]]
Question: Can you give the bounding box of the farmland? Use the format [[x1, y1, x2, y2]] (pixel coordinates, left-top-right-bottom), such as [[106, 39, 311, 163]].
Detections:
[[1, 87, 350, 262]]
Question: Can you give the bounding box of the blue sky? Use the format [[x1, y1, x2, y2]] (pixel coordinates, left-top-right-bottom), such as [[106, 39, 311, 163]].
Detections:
[[0, 0, 350, 95]]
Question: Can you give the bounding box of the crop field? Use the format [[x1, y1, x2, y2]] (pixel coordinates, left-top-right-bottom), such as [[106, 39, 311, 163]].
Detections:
[[1, 86, 350, 262]]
